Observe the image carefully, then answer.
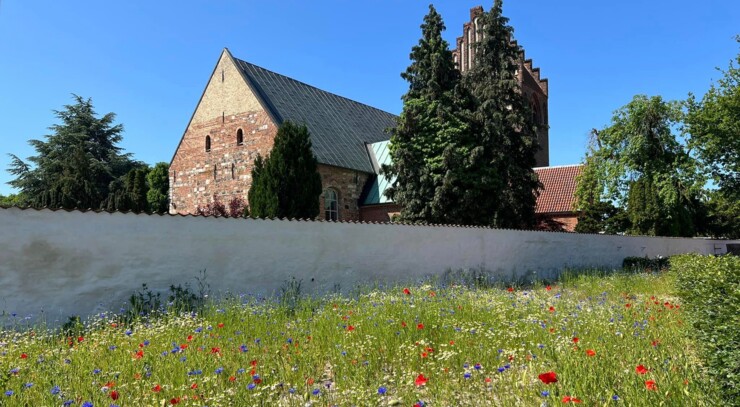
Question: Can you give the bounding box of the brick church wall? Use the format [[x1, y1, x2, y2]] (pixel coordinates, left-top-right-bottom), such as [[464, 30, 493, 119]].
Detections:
[[170, 111, 277, 213], [317, 165, 371, 222]]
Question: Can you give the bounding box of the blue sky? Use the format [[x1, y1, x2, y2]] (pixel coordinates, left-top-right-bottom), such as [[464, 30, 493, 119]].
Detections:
[[0, 0, 738, 195]]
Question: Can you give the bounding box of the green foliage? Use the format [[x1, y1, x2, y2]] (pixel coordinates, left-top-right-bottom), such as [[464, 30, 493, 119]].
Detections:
[[577, 96, 703, 236], [248, 121, 322, 219], [0, 193, 28, 207], [702, 189, 740, 238], [462, 0, 541, 228], [386, 1, 541, 228], [279, 277, 303, 317], [622, 256, 670, 273], [146, 162, 169, 213], [673, 254, 740, 406], [384, 5, 470, 224], [104, 166, 151, 212], [686, 37, 740, 195], [7, 95, 140, 209]]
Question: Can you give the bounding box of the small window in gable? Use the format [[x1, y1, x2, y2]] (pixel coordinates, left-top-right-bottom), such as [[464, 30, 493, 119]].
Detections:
[[324, 189, 338, 221], [205, 135, 211, 152], [236, 129, 244, 146]]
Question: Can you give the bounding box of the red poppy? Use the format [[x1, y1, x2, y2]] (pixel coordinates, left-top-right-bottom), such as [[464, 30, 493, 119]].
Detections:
[[549, 306, 555, 312], [307, 378, 315, 385], [546, 285, 552, 291], [572, 337, 579, 344], [105, 381, 115, 388], [210, 347, 221, 354], [449, 341, 455, 345], [170, 397, 181, 405], [346, 325, 355, 332], [152, 384, 162, 392], [414, 374, 428, 387], [507, 287, 514, 292], [180, 344, 188, 349], [250, 359, 258, 367], [20, 353, 27, 359], [421, 352, 428, 358], [645, 380, 657, 390], [217, 323, 224, 328], [538, 371, 558, 384], [134, 350, 144, 359], [228, 376, 236, 382], [403, 288, 411, 295], [585, 349, 596, 357], [485, 377, 492, 383], [77, 336, 84, 343], [401, 321, 407, 328], [187, 335, 193, 342], [562, 396, 582, 403], [253, 377, 262, 384], [429, 291, 436, 297], [191, 383, 198, 389], [651, 340, 660, 347], [635, 365, 649, 375], [417, 323, 424, 330], [110, 390, 119, 400], [625, 303, 632, 308]]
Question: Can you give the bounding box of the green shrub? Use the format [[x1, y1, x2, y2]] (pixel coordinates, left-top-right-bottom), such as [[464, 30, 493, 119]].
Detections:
[[622, 256, 670, 272], [673, 254, 740, 406]]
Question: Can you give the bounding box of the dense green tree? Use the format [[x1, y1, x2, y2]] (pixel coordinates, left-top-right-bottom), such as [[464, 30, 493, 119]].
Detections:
[[463, 0, 541, 228], [7, 95, 139, 209], [146, 162, 169, 213], [104, 166, 150, 212], [577, 95, 703, 237], [383, 4, 471, 224], [248, 121, 322, 219], [0, 193, 27, 207], [686, 37, 740, 195]]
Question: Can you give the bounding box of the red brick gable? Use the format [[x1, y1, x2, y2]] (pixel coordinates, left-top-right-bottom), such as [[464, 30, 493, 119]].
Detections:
[[534, 165, 583, 214]]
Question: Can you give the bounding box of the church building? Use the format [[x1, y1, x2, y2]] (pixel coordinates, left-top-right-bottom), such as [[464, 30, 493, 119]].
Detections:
[[170, 6, 579, 229]]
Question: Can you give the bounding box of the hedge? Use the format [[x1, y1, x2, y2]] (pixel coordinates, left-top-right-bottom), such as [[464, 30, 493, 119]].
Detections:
[[672, 254, 740, 406]]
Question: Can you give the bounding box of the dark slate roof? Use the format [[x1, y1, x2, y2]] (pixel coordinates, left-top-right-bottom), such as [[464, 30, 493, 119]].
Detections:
[[233, 58, 397, 174], [534, 164, 584, 214]]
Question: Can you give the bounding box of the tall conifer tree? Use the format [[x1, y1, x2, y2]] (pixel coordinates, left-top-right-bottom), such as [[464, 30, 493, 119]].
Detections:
[[464, 0, 541, 228], [248, 121, 322, 219], [384, 4, 470, 224]]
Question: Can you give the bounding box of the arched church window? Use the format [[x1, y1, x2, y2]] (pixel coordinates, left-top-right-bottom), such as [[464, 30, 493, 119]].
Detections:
[[205, 135, 211, 152], [236, 129, 244, 146], [324, 188, 338, 221]]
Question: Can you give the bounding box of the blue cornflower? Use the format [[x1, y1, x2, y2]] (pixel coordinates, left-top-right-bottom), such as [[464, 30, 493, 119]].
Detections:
[[612, 395, 620, 401], [82, 402, 93, 407], [252, 374, 260, 381], [541, 390, 550, 397], [215, 367, 224, 375], [161, 351, 169, 356], [180, 356, 187, 362], [24, 383, 33, 388], [247, 383, 256, 390], [255, 338, 261, 344], [341, 351, 347, 356], [378, 386, 387, 395], [497, 367, 506, 373], [240, 345, 248, 353], [63, 400, 74, 406], [463, 363, 469, 369], [237, 368, 246, 374], [287, 338, 293, 344], [51, 386, 61, 395], [125, 330, 132, 336], [188, 369, 203, 376], [289, 387, 296, 394], [143, 340, 150, 346], [504, 364, 511, 369], [474, 363, 482, 370], [312, 389, 320, 396], [93, 369, 101, 374], [9, 368, 19, 374], [108, 345, 116, 351], [5, 390, 13, 396], [195, 327, 203, 333], [464, 372, 472, 379]]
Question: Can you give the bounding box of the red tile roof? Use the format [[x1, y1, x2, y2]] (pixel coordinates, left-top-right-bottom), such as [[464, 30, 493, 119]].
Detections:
[[534, 164, 583, 214]]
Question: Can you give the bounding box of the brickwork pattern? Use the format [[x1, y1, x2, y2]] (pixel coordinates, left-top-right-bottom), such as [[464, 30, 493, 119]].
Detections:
[[318, 165, 370, 221], [170, 110, 277, 213]]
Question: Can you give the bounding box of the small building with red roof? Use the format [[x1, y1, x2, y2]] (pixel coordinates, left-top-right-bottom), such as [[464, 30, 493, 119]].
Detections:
[[534, 164, 584, 231]]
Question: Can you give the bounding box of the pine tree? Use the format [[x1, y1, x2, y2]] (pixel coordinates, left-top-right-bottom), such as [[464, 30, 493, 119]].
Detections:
[[248, 121, 322, 219], [384, 4, 470, 224], [146, 162, 170, 213], [464, 0, 541, 228], [7, 95, 138, 209]]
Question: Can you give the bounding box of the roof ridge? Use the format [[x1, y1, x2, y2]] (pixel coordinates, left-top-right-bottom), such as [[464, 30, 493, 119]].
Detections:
[[233, 57, 398, 118], [534, 164, 584, 170]]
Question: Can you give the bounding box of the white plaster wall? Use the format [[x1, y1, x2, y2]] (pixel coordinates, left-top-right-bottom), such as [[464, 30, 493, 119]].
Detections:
[[0, 207, 736, 326]]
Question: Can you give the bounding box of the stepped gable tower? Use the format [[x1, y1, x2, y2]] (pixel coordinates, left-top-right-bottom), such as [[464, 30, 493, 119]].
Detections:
[[451, 6, 549, 167]]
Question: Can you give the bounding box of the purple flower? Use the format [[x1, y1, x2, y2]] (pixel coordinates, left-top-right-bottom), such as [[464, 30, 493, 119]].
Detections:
[[4, 390, 13, 396], [474, 363, 482, 370], [312, 389, 320, 396], [247, 383, 256, 390], [378, 386, 387, 395], [464, 372, 471, 379], [51, 386, 61, 395]]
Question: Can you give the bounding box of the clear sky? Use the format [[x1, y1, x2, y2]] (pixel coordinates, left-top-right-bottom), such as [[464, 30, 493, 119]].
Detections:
[[0, 0, 738, 195]]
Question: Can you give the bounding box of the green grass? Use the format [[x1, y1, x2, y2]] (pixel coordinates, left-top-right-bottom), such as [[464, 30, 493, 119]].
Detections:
[[0, 270, 721, 406]]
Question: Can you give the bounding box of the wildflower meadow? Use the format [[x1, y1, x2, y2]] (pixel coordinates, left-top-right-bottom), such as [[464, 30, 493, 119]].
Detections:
[[0, 267, 727, 406]]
